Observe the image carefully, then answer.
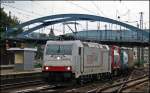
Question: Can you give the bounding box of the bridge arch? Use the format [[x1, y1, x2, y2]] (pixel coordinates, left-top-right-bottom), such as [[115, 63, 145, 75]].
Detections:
[[7, 14, 149, 38]]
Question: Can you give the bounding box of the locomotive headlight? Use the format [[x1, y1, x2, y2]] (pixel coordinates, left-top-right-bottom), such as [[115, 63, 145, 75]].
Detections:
[[67, 66, 71, 70], [45, 66, 49, 70], [57, 56, 60, 60]]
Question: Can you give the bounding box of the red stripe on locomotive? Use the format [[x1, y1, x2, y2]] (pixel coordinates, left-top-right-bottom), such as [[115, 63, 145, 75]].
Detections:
[[43, 66, 72, 72]]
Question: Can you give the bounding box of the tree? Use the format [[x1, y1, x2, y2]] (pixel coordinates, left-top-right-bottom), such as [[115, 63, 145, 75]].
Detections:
[[0, 8, 21, 65], [0, 8, 20, 39]]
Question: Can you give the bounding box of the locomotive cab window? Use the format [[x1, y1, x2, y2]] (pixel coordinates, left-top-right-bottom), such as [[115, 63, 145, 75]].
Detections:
[[46, 45, 72, 55]]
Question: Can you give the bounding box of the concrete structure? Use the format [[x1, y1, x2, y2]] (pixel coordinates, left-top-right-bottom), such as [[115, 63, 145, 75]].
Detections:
[[7, 48, 37, 71], [133, 47, 149, 63]]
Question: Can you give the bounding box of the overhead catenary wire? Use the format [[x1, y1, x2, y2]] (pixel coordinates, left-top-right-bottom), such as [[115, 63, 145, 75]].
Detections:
[[1, 6, 33, 23], [91, 1, 106, 17], [2, 3, 43, 16], [33, 1, 52, 13], [90, 1, 106, 31], [68, 1, 97, 15], [9, 9, 32, 19], [115, 1, 131, 22], [2, 3, 51, 34]]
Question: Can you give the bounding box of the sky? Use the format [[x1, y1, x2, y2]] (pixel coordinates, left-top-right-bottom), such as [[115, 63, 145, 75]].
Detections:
[[1, 1, 149, 35]]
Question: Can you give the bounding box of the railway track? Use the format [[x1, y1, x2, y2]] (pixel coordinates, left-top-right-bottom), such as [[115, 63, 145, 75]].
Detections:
[[1, 72, 43, 91], [14, 85, 57, 93], [13, 84, 71, 93], [11, 75, 133, 93], [8, 75, 148, 93], [0, 79, 45, 90], [63, 75, 148, 93], [64, 68, 149, 93], [1, 72, 42, 85], [1, 68, 149, 93], [87, 75, 149, 93]]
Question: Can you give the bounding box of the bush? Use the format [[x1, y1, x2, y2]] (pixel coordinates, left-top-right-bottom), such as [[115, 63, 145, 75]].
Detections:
[[34, 62, 42, 68]]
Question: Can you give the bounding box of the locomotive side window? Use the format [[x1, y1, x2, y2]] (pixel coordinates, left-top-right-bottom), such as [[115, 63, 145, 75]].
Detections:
[[46, 45, 72, 55], [79, 47, 81, 55]]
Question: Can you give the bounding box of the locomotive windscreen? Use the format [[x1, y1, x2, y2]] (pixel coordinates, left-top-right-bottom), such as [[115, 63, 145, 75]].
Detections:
[[46, 45, 72, 55]]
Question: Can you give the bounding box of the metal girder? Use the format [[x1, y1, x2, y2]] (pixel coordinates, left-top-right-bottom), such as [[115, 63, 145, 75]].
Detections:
[[7, 13, 149, 38], [17, 17, 78, 36]]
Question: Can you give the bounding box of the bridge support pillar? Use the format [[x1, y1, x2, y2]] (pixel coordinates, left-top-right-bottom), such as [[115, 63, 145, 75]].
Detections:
[[137, 47, 141, 63]]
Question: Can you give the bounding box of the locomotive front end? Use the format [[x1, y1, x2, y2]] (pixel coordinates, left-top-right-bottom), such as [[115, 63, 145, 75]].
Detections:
[[42, 42, 75, 83]]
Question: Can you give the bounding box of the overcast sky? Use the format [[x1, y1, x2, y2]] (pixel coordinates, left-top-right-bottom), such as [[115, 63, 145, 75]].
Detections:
[[1, 1, 149, 35]]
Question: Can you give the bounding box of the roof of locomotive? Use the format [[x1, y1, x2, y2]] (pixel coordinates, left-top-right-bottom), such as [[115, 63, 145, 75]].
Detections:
[[46, 40, 83, 47], [46, 40, 109, 49], [82, 42, 109, 49]]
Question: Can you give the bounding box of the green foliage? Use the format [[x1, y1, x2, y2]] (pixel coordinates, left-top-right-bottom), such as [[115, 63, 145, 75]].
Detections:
[[0, 8, 20, 39], [35, 44, 43, 60], [34, 62, 42, 68]]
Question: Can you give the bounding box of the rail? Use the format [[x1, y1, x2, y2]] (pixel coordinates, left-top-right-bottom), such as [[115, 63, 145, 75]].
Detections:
[[95, 75, 149, 93], [0, 79, 45, 90]]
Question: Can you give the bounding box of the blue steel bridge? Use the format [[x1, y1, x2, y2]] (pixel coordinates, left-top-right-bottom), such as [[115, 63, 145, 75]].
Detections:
[[6, 14, 150, 46]]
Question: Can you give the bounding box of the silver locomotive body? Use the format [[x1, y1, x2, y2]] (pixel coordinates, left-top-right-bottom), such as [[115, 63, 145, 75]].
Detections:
[[42, 40, 111, 83]]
